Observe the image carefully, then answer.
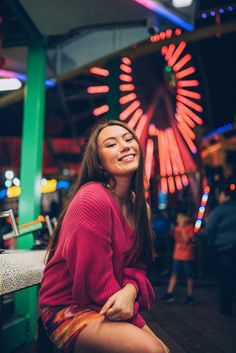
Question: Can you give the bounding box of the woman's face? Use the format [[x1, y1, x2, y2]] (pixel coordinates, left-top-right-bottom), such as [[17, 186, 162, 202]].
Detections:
[[97, 125, 140, 178]]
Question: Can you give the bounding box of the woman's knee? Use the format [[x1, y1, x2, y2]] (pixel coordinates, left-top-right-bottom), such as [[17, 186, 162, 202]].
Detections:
[[144, 337, 169, 353]]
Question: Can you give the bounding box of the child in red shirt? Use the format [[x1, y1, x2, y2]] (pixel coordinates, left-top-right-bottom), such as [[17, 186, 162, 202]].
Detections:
[[162, 212, 195, 305]]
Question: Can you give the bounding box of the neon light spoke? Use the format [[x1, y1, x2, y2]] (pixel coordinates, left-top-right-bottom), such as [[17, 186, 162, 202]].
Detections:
[[162, 133, 173, 176], [135, 115, 147, 139], [176, 67, 195, 79], [161, 46, 168, 56], [145, 139, 154, 183], [177, 116, 195, 140], [182, 174, 189, 186], [149, 124, 157, 136], [177, 123, 197, 153], [177, 80, 199, 87], [168, 176, 175, 194], [120, 64, 132, 74], [119, 100, 141, 121], [119, 93, 137, 105], [169, 129, 185, 173], [165, 129, 180, 175], [165, 44, 176, 61], [177, 110, 195, 128], [175, 175, 183, 190], [177, 95, 203, 112], [127, 108, 143, 129], [87, 86, 109, 94], [173, 54, 192, 72], [119, 84, 135, 92], [93, 105, 109, 116], [161, 177, 168, 194], [119, 74, 133, 82], [177, 102, 203, 124], [89, 67, 109, 77], [158, 132, 167, 177], [168, 41, 187, 67], [122, 57, 132, 65], [177, 88, 201, 99]]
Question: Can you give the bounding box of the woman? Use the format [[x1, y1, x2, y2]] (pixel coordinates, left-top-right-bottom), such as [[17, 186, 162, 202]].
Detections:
[[39, 120, 169, 353]]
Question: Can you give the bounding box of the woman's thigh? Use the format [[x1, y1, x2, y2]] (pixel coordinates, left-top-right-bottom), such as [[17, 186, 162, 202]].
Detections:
[[73, 316, 169, 353]]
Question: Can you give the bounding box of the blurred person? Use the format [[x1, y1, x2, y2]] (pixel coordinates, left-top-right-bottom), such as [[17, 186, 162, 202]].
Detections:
[[162, 212, 195, 305], [206, 184, 236, 316], [39, 120, 169, 353]]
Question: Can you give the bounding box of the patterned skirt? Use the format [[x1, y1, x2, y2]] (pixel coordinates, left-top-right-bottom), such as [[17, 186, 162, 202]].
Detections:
[[41, 305, 103, 352]]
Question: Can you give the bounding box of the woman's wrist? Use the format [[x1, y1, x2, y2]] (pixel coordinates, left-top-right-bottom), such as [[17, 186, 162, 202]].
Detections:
[[124, 283, 137, 300]]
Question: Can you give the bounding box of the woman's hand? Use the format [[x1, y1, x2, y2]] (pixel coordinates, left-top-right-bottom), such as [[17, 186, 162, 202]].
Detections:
[[99, 284, 137, 321]]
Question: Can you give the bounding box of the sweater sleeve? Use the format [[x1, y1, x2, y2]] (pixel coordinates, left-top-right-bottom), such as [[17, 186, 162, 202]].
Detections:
[[122, 264, 155, 311], [62, 185, 146, 328]]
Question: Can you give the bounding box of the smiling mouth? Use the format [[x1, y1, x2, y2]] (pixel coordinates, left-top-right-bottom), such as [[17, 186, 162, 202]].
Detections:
[[118, 154, 136, 161]]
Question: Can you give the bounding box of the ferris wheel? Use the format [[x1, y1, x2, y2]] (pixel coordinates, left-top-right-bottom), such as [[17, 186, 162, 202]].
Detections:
[[87, 28, 203, 194]]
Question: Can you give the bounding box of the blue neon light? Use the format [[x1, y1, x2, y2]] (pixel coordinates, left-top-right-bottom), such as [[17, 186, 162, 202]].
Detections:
[[133, 0, 194, 32], [202, 123, 233, 141]]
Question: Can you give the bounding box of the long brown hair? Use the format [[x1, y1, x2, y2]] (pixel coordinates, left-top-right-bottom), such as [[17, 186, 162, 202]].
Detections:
[[45, 120, 155, 264]]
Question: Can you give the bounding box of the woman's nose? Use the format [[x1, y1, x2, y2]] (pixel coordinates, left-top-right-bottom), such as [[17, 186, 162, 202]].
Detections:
[[120, 141, 130, 151]]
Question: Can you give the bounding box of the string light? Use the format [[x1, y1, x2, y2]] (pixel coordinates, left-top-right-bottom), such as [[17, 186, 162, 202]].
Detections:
[[194, 186, 210, 232]]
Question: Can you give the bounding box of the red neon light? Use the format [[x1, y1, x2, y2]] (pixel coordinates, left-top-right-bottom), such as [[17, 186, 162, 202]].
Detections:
[[120, 64, 132, 74], [173, 54, 192, 72], [119, 84, 135, 92], [230, 183, 235, 191], [176, 95, 203, 113], [135, 115, 147, 139], [161, 177, 168, 194], [168, 41, 187, 67], [175, 175, 183, 190], [161, 46, 168, 56], [119, 74, 132, 82], [168, 129, 185, 173], [165, 29, 172, 38], [122, 57, 132, 65], [145, 139, 154, 182], [127, 108, 143, 129], [177, 117, 195, 140], [177, 110, 195, 128], [119, 100, 141, 121], [89, 67, 109, 77], [87, 86, 109, 94], [177, 123, 197, 153], [176, 67, 195, 79], [181, 174, 189, 186], [150, 34, 160, 42], [165, 44, 176, 61], [119, 93, 136, 105], [93, 105, 109, 116], [177, 80, 199, 88], [168, 176, 175, 194], [162, 133, 173, 176], [158, 132, 167, 177], [177, 102, 203, 125], [149, 124, 156, 136], [160, 32, 166, 40], [175, 28, 182, 36], [177, 89, 201, 100], [165, 129, 180, 175]]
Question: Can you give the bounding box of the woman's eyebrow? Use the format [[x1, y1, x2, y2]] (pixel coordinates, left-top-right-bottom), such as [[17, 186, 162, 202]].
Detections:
[[102, 132, 132, 144]]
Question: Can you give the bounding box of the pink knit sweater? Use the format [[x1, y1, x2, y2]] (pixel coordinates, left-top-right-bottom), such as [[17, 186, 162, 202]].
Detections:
[[39, 182, 155, 328]]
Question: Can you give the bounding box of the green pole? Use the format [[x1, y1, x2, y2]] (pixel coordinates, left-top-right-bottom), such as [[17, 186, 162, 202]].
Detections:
[[15, 40, 46, 342], [106, 58, 121, 121]]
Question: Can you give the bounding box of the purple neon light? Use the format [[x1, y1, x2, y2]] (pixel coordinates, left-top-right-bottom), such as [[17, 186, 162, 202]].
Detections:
[[132, 0, 194, 31]]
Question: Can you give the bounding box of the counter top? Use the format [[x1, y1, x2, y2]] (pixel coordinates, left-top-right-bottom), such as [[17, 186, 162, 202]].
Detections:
[[0, 250, 45, 296]]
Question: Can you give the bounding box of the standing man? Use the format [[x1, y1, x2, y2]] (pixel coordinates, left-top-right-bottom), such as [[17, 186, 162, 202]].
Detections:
[[206, 184, 236, 316]]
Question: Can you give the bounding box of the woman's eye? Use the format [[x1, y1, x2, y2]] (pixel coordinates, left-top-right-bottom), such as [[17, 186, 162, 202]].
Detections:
[[126, 138, 134, 142], [107, 143, 116, 148]]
